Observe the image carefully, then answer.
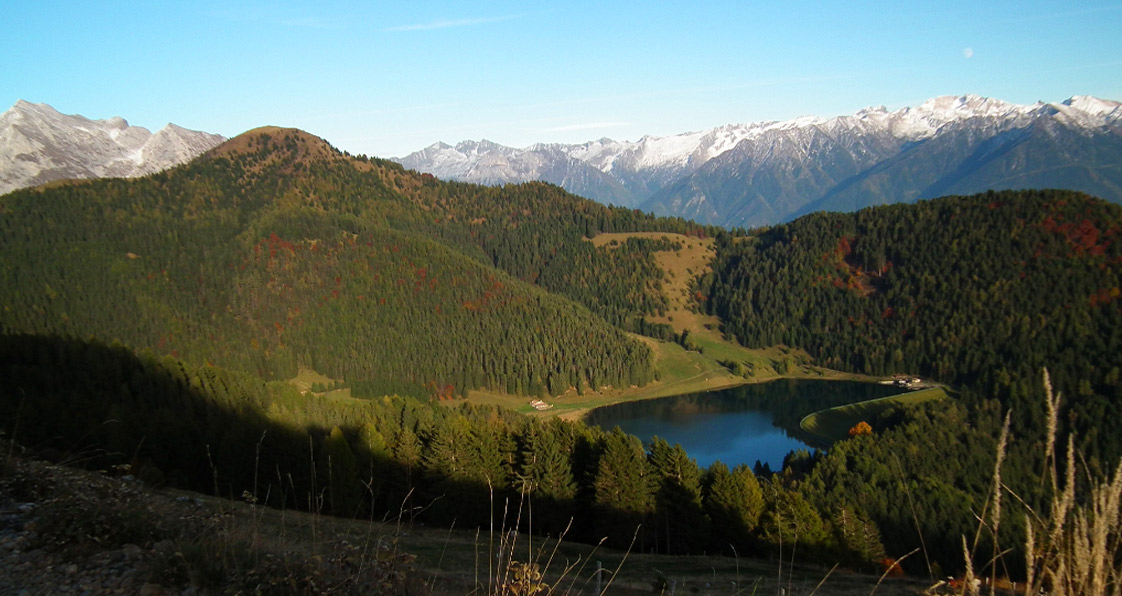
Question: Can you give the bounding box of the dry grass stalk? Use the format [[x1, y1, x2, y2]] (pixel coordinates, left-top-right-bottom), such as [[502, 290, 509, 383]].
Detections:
[[1014, 370, 1122, 596]]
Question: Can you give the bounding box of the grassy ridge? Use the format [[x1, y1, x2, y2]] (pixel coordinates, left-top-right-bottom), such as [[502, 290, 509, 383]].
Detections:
[[800, 386, 950, 443]]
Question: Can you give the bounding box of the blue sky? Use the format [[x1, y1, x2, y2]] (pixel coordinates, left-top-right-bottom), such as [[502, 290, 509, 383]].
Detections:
[[4, 1, 1121, 157]]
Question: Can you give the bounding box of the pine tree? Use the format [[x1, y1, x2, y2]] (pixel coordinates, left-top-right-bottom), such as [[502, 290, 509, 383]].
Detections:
[[703, 462, 765, 554], [518, 423, 578, 533], [648, 437, 708, 553], [593, 429, 653, 547], [760, 485, 833, 557], [358, 422, 390, 508], [390, 427, 423, 502], [833, 505, 886, 568]]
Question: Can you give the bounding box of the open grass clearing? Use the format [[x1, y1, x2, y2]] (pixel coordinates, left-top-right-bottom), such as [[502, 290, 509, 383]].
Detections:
[[287, 366, 352, 399], [588, 231, 716, 336], [589, 232, 875, 382]]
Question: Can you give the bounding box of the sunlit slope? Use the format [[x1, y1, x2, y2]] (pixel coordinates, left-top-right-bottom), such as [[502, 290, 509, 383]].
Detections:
[[0, 128, 660, 396], [800, 386, 950, 444]]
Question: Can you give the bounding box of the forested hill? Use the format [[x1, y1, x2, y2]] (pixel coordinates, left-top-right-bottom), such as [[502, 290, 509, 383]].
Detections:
[[0, 127, 708, 398], [7, 128, 1122, 579], [703, 189, 1122, 462]]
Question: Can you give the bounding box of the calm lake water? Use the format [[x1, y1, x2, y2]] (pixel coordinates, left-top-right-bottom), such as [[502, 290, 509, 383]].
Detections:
[[585, 379, 901, 470]]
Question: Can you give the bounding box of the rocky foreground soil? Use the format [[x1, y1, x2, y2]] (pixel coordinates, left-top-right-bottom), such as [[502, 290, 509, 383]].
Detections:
[[0, 454, 417, 595], [1, 452, 940, 596]]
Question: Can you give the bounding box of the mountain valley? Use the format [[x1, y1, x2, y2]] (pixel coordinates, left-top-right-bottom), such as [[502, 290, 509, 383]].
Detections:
[[2, 115, 1121, 593]]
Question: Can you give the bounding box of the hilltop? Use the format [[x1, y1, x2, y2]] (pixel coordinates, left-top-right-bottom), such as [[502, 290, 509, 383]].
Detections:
[[0, 127, 677, 398]]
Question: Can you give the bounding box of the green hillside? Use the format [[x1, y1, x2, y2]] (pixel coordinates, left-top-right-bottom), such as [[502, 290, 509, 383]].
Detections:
[[4, 129, 1122, 583], [699, 189, 1122, 573], [704, 190, 1122, 462], [0, 128, 700, 397]]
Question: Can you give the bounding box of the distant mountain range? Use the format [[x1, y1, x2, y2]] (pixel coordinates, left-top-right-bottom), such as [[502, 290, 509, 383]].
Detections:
[[397, 95, 1122, 228], [0, 100, 226, 196]]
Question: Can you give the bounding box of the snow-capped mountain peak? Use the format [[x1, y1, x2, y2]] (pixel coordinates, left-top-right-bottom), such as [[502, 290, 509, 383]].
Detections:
[[399, 94, 1120, 196], [883, 94, 1032, 138], [395, 94, 1122, 223], [1048, 95, 1122, 129], [1063, 95, 1121, 116]]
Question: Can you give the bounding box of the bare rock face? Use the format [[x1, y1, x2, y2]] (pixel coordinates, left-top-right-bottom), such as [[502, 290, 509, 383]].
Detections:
[[0, 101, 226, 195]]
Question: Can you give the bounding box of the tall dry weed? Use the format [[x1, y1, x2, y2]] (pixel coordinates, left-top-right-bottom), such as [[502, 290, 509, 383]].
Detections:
[[961, 369, 1122, 596], [1020, 370, 1122, 596]]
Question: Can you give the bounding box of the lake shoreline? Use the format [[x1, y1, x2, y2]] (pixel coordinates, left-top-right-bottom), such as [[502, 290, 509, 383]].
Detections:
[[582, 378, 911, 469]]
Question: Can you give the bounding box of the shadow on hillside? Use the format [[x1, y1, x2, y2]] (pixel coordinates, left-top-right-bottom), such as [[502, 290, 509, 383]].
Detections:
[[0, 333, 660, 553]]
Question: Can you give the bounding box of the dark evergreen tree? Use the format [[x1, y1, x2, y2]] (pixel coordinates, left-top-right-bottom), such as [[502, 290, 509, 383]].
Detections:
[[517, 421, 578, 534], [647, 437, 708, 554], [703, 461, 765, 555], [592, 428, 653, 547], [320, 426, 361, 516]]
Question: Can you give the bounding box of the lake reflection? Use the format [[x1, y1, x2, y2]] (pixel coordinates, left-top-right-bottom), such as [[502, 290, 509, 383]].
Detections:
[[586, 379, 900, 470]]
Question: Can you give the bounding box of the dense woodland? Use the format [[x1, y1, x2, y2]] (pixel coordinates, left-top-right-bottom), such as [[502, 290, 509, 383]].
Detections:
[[2, 128, 1121, 579], [0, 129, 703, 397], [703, 190, 1122, 464]]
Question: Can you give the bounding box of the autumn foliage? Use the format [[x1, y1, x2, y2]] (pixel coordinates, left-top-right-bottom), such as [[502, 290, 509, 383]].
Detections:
[[848, 421, 873, 437]]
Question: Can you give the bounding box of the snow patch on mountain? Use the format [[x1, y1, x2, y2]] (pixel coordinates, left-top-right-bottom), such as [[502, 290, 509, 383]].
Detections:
[[397, 95, 1119, 198]]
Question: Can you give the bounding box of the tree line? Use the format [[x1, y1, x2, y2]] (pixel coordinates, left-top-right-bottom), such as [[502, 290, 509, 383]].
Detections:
[[0, 333, 888, 569]]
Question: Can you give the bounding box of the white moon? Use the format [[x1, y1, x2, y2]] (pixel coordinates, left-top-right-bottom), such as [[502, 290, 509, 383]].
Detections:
[[963, 48, 974, 59]]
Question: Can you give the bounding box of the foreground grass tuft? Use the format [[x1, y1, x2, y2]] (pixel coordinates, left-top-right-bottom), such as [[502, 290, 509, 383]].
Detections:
[[958, 369, 1122, 596], [1019, 371, 1122, 596]]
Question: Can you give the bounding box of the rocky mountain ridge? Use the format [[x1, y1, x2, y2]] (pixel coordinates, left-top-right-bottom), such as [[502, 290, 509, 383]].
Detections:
[[0, 100, 226, 195], [397, 94, 1122, 227]]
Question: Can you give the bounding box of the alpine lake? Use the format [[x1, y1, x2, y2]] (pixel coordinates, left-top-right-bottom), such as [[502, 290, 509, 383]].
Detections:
[[584, 379, 904, 470]]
